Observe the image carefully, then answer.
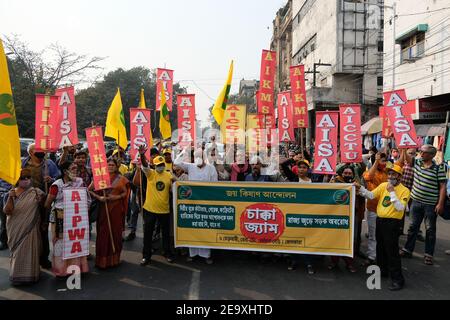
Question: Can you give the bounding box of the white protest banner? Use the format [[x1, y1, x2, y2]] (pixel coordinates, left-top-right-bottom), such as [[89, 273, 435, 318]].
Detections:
[[63, 188, 90, 260]]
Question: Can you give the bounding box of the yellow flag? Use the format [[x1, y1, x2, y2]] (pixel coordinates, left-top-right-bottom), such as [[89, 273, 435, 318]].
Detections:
[[212, 60, 233, 125], [159, 81, 172, 139], [139, 88, 146, 109], [105, 88, 128, 150], [0, 39, 21, 185]]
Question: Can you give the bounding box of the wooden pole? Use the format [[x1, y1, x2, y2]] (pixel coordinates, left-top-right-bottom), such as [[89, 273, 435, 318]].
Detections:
[[103, 190, 116, 254], [300, 128, 305, 154]]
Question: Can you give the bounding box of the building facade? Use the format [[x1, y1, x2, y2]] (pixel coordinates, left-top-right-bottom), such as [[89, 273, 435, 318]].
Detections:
[[271, 0, 293, 93], [383, 0, 450, 124], [291, 0, 385, 144]]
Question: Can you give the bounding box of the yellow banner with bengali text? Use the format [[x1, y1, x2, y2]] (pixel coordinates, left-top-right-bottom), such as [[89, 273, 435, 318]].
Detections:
[[174, 181, 355, 257]]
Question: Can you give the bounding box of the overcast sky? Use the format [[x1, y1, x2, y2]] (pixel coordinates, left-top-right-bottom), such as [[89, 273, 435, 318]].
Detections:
[[0, 0, 286, 124]]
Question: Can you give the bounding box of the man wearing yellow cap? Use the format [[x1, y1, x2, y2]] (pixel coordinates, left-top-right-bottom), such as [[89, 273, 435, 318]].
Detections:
[[356, 164, 410, 291], [138, 146, 176, 266], [163, 148, 173, 173]]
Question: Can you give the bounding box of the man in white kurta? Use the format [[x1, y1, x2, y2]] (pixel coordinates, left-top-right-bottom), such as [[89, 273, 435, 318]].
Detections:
[[174, 148, 218, 263]]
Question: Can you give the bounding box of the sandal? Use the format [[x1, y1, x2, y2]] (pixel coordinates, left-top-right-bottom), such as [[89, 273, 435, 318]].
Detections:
[[399, 250, 412, 258], [424, 256, 434, 265]]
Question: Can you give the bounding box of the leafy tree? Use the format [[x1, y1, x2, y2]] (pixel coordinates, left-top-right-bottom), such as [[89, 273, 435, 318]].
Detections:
[[76, 67, 186, 141]]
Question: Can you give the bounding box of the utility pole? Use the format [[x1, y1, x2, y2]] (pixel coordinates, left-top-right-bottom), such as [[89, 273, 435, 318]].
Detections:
[[305, 62, 332, 87], [392, 1, 397, 90]]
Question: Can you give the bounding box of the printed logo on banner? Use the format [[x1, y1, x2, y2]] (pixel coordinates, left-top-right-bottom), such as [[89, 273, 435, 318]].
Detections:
[[179, 186, 193, 200], [240, 203, 285, 243], [333, 190, 350, 205]]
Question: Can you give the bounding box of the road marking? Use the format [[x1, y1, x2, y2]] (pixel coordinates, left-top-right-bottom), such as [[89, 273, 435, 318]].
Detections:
[[188, 270, 201, 300]]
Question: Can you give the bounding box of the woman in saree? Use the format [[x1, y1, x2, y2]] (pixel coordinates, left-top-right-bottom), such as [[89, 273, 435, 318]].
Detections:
[[89, 158, 130, 269], [45, 161, 89, 277], [3, 168, 45, 285]]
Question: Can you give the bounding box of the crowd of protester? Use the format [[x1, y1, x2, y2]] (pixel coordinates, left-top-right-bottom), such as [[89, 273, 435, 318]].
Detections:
[[0, 137, 449, 292]]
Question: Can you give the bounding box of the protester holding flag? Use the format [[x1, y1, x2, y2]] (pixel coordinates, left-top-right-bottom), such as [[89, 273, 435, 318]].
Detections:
[[356, 164, 410, 291], [3, 168, 45, 285], [400, 145, 447, 266], [44, 161, 89, 277], [363, 152, 388, 265], [138, 147, 176, 265], [89, 158, 130, 269]]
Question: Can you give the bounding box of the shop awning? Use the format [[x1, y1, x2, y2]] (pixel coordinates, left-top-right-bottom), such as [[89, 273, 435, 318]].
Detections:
[[361, 117, 382, 135], [415, 124, 449, 137]]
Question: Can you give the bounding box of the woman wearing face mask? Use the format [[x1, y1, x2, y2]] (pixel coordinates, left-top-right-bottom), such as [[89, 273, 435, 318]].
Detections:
[[89, 158, 130, 269], [3, 169, 46, 285], [44, 161, 89, 278]]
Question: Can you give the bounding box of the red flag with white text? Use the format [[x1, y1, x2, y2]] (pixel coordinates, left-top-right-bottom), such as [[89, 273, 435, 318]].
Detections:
[[339, 105, 362, 163], [313, 112, 339, 174]]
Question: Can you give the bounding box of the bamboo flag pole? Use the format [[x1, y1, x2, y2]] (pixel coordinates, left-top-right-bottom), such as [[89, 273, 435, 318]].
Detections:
[[103, 189, 116, 254], [300, 128, 305, 154]]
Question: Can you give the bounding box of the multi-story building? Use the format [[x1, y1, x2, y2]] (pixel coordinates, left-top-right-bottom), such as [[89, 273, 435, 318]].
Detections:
[[291, 0, 384, 144], [271, 0, 293, 93], [383, 0, 450, 126]]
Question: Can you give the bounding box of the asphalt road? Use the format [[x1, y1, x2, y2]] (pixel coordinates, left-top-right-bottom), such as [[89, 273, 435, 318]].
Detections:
[[1, 215, 450, 300]]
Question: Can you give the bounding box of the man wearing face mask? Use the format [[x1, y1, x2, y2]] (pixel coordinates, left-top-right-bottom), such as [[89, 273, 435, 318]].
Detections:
[[22, 144, 60, 192], [139, 147, 176, 266], [356, 165, 410, 291], [174, 148, 218, 264], [362, 152, 388, 265], [21, 143, 60, 269]]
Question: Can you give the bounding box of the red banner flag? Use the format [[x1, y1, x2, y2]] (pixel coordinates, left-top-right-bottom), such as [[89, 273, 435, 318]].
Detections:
[[55, 86, 79, 148], [277, 92, 295, 143], [85, 127, 111, 191], [156, 68, 174, 111], [384, 89, 418, 149], [290, 65, 309, 128], [339, 104, 362, 163], [379, 107, 393, 138], [313, 112, 339, 174], [35, 94, 59, 152], [257, 50, 276, 115], [177, 94, 196, 147], [130, 108, 152, 164]]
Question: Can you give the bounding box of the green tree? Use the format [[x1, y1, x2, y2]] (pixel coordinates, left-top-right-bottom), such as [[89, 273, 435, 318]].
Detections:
[[76, 67, 186, 141], [4, 35, 104, 138]]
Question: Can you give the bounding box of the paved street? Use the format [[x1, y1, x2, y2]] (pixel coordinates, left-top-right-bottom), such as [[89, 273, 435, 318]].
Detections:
[[1, 216, 450, 300]]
